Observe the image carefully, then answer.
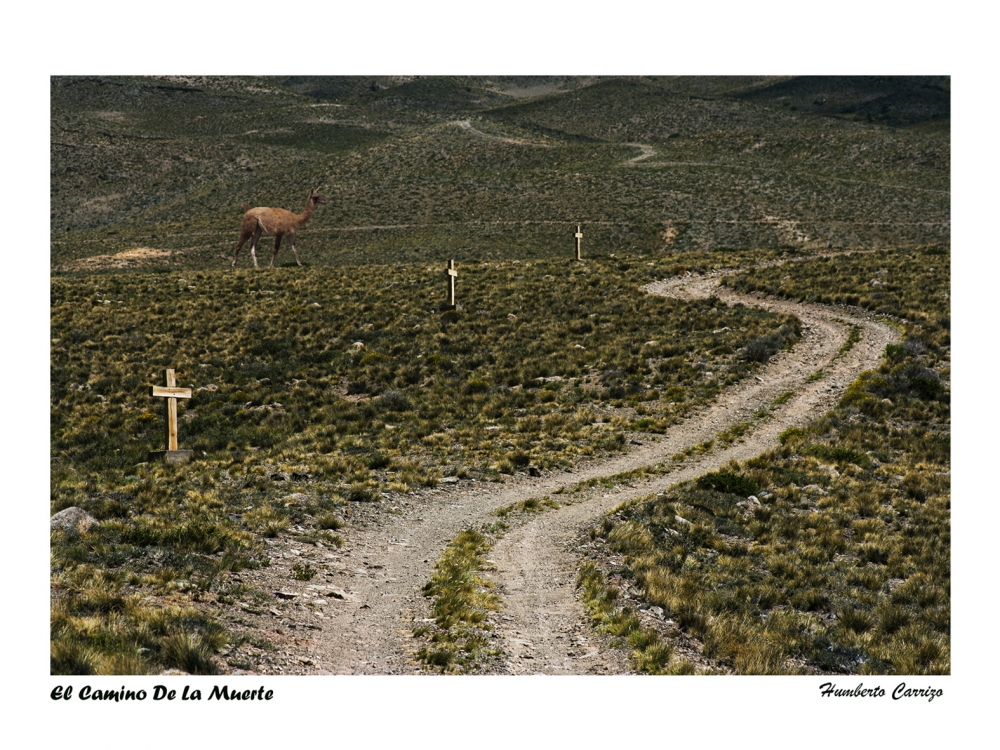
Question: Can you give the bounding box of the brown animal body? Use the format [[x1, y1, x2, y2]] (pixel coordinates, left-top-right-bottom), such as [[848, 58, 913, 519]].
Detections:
[[232, 189, 327, 268]]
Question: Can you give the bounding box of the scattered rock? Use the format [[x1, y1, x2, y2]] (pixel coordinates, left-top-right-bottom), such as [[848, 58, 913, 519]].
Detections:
[[440, 476, 459, 484], [325, 588, 356, 601], [528, 466, 542, 477], [250, 403, 285, 414], [50, 507, 100, 535], [275, 591, 298, 600]]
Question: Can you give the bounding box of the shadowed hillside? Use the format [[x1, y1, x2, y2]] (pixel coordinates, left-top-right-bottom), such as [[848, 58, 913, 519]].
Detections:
[[51, 75, 949, 271]]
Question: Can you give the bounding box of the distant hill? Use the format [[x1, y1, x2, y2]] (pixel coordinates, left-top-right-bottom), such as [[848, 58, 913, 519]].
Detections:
[[50, 76, 949, 271]]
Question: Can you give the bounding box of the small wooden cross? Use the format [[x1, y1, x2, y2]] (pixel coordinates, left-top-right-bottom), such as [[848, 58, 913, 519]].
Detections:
[[574, 225, 584, 261], [149, 368, 193, 462], [445, 258, 458, 308]]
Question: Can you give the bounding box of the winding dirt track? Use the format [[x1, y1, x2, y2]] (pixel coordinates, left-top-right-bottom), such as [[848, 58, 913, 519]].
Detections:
[[289, 267, 898, 674]]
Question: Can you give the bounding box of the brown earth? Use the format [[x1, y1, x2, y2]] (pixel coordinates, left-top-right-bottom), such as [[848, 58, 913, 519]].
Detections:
[[56, 247, 175, 271]]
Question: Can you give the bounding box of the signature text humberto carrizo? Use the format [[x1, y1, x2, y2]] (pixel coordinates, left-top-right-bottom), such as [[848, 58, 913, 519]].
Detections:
[[818, 682, 943, 702]]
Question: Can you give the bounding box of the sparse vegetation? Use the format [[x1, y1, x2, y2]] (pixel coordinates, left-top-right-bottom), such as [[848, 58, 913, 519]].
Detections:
[[414, 494, 572, 672], [291, 562, 316, 581], [414, 529, 502, 672], [577, 561, 679, 674]]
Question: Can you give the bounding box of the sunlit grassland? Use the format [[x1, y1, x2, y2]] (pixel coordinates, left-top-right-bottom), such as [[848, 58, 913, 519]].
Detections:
[[725, 245, 949, 352], [582, 245, 949, 674], [51, 255, 799, 673], [52, 257, 801, 483]]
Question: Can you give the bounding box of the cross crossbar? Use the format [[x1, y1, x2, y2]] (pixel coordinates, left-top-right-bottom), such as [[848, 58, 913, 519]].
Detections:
[[151, 386, 193, 399]]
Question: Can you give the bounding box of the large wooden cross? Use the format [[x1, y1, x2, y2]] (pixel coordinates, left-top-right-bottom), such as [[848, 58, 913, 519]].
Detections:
[[574, 225, 584, 261], [445, 258, 458, 308], [149, 368, 193, 462]]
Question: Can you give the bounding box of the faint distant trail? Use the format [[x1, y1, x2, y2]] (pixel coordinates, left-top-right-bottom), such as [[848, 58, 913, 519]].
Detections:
[[625, 142, 655, 163], [262, 264, 897, 675], [451, 119, 548, 147]]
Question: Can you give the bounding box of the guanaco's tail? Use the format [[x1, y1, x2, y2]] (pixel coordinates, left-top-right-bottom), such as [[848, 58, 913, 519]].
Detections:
[[241, 202, 251, 212]]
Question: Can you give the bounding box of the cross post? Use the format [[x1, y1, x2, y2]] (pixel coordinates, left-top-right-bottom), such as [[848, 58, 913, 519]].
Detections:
[[444, 258, 458, 309], [148, 368, 193, 462], [574, 225, 583, 261]]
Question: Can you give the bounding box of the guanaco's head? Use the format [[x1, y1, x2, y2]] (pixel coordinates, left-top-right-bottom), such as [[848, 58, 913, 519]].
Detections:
[[309, 188, 328, 205]]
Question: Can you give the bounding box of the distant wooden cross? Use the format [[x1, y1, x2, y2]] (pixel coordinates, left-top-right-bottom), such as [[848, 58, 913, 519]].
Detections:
[[574, 225, 584, 261], [444, 258, 458, 309], [149, 368, 193, 462]]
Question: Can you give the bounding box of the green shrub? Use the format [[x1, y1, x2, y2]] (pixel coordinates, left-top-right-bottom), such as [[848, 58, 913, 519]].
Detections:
[[697, 471, 758, 497]]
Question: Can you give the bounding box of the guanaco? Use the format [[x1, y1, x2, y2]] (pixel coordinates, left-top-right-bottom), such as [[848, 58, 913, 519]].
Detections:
[[232, 188, 327, 268]]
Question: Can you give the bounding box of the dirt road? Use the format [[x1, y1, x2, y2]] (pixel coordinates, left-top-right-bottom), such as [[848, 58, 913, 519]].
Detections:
[[230, 266, 897, 675]]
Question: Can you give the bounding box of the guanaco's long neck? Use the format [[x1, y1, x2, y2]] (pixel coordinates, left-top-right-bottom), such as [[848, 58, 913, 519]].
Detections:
[[298, 196, 316, 225]]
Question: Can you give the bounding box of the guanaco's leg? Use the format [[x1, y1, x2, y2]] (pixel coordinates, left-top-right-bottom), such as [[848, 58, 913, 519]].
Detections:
[[249, 226, 262, 268], [289, 233, 301, 266], [270, 234, 283, 267], [233, 230, 252, 267]]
